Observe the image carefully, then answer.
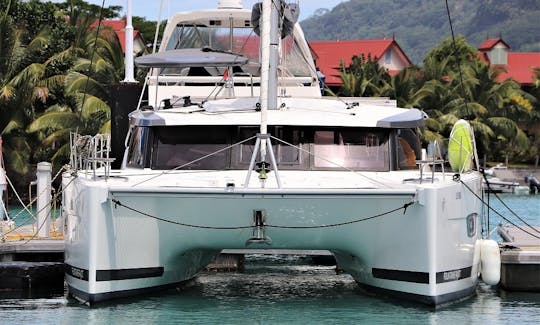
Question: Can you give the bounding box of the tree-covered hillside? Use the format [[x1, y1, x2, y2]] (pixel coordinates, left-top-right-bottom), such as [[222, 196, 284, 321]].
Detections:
[[300, 0, 540, 64]]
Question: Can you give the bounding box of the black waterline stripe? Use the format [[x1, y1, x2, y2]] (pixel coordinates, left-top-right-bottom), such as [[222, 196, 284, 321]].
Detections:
[[372, 268, 429, 284], [65, 264, 164, 281], [97, 267, 164, 281]]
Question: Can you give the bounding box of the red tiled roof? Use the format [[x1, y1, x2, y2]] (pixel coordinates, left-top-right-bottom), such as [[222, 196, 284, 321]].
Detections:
[[309, 39, 411, 86], [498, 53, 540, 85], [91, 20, 145, 53], [479, 38, 510, 51]]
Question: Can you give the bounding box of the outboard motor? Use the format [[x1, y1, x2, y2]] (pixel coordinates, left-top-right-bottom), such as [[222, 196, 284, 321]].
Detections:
[[525, 175, 540, 194]]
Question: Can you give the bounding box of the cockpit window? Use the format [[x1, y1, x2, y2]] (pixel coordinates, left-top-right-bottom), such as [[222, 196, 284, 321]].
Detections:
[[152, 126, 230, 170], [313, 129, 389, 170], [145, 126, 391, 171]]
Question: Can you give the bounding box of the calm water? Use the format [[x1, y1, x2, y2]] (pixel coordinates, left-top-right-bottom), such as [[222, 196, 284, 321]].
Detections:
[[0, 194, 539, 324]]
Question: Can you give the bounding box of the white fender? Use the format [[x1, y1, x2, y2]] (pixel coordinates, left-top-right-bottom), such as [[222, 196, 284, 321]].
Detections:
[[471, 239, 482, 278], [480, 239, 501, 285]]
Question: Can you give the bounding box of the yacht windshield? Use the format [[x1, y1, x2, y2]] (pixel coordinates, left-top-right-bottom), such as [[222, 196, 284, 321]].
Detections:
[[165, 20, 312, 77], [127, 126, 392, 171]]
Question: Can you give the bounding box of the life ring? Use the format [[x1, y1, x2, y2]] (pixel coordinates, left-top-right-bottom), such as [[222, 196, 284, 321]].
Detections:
[[448, 119, 474, 173]]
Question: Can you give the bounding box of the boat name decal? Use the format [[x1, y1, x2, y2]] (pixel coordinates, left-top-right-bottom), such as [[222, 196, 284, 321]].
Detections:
[[65, 264, 89, 281], [373, 266, 473, 284], [436, 266, 472, 283], [442, 270, 461, 281]]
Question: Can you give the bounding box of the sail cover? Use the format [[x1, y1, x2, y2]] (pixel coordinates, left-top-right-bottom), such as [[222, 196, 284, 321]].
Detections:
[[135, 48, 249, 68]]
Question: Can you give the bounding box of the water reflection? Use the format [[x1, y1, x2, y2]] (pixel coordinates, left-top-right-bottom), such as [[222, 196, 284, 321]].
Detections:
[[0, 254, 539, 324]]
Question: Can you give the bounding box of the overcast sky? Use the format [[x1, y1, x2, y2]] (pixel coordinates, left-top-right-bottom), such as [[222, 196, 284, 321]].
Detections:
[[79, 0, 348, 21]]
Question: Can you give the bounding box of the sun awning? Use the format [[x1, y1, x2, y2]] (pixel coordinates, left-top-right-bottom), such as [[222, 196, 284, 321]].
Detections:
[[135, 48, 249, 68]]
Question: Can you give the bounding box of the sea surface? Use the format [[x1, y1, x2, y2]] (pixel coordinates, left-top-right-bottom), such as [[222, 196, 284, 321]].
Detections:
[[0, 194, 539, 324]]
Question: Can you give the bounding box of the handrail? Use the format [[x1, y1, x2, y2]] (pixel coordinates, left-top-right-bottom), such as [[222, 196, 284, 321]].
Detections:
[[147, 75, 314, 85]]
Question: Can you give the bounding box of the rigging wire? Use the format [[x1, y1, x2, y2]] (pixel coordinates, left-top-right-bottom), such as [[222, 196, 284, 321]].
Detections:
[[131, 135, 258, 187], [459, 179, 540, 240], [481, 171, 540, 235], [268, 135, 396, 188], [1, 166, 73, 239], [445, 1, 537, 240], [444, 0, 470, 113], [80, 0, 106, 115], [445, 0, 540, 239], [0, 138, 8, 216]]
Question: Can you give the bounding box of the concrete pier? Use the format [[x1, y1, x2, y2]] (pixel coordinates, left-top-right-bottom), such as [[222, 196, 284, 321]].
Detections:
[[0, 233, 64, 297], [497, 225, 540, 291], [0, 261, 64, 298]]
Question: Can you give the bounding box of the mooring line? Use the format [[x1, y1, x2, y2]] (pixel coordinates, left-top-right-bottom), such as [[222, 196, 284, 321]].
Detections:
[[111, 198, 414, 230], [459, 178, 540, 240]]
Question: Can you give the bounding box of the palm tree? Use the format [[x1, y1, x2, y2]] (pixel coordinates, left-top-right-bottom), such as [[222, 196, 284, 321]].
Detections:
[[338, 54, 391, 97], [412, 36, 535, 162], [441, 60, 534, 160], [0, 12, 52, 177], [27, 11, 124, 166]]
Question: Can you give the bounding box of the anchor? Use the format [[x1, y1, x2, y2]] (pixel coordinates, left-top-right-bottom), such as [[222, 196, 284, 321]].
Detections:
[[246, 209, 272, 246], [255, 161, 271, 180]]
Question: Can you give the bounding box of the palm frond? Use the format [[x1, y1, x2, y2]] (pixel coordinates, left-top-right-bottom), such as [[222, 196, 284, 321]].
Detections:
[[99, 120, 111, 134], [1, 119, 23, 135], [43, 128, 72, 146], [78, 94, 111, 119], [65, 71, 107, 98], [27, 111, 79, 133], [10, 63, 46, 89]]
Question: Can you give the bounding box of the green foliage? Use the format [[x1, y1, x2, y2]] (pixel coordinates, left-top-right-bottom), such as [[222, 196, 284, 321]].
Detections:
[[337, 32, 539, 162], [338, 54, 391, 97], [302, 0, 540, 64], [132, 16, 166, 49], [0, 0, 124, 187]]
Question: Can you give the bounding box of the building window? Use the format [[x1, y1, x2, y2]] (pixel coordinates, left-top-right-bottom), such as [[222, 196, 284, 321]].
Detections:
[[489, 47, 507, 65], [384, 49, 392, 64]]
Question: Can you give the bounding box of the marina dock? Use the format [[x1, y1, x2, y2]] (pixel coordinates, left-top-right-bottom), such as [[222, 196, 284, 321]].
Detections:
[[0, 224, 64, 297], [497, 225, 540, 291]]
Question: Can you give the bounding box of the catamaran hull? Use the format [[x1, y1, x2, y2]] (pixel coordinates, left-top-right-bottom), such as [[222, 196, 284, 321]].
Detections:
[[63, 175, 482, 305]]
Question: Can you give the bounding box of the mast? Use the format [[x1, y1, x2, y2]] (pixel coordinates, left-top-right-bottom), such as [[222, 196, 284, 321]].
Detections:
[[123, 0, 136, 83], [259, 0, 279, 160]]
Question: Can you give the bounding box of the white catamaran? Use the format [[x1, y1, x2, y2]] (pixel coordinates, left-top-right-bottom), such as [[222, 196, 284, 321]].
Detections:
[[63, 0, 499, 305]]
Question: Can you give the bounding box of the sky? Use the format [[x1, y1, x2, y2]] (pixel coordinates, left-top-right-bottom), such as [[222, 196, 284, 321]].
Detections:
[[80, 0, 348, 21]]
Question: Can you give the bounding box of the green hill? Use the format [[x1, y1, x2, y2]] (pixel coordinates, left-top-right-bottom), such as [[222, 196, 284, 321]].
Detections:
[[300, 0, 540, 64]]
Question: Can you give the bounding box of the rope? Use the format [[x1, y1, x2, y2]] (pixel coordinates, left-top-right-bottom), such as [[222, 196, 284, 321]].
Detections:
[[481, 170, 540, 236], [459, 178, 540, 240], [4, 165, 68, 222], [1, 166, 73, 240], [111, 198, 414, 230]]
